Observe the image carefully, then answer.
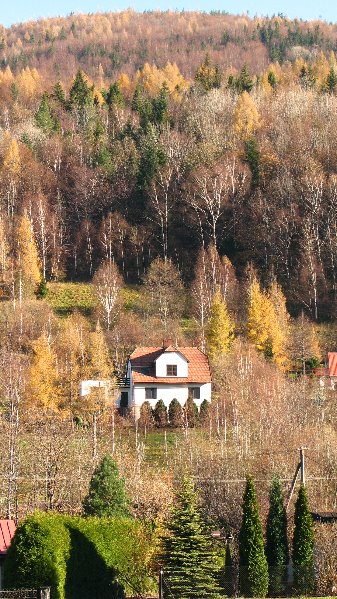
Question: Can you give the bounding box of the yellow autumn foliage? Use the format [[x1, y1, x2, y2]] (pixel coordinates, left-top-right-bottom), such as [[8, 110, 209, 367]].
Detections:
[[206, 289, 235, 360], [26, 333, 60, 412], [234, 91, 261, 140]]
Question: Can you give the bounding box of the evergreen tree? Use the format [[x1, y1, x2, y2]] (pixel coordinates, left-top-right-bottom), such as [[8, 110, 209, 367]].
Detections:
[[152, 399, 168, 428], [35, 93, 56, 133], [292, 485, 314, 595], [168, 398, 183, 428], [152, 82, 169, 125], [161, 476, 221, 599], [326, 66, 337, 93], [236, 65, 254, 93], [245, 136, 260, 188], [206, 289, 234, 361], [53, 81, 66, 104], [239, 475, 269, 597], [195, 54, 222, 91], [36, 277, 48, 299], [266, 476, 289, 596], [83, 454, 130, 518], [105, 81, 125, 107], [221, 543, 235, 597], [139, 401, 154, 429], [69, 69, 94, 108]]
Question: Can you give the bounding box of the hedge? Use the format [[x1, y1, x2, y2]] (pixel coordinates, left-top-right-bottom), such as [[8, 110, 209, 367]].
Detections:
[[4, 513, 156, 599]]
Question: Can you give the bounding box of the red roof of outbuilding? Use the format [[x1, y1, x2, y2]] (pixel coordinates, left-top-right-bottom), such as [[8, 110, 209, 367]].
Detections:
[[130, 346, 211, 384], [0, 520, 16, 555], [328, 352, 337, 376]]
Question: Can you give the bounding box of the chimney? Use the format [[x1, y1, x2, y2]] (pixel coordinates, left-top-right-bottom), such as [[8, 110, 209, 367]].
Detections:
[[162, 338, 173, 349]]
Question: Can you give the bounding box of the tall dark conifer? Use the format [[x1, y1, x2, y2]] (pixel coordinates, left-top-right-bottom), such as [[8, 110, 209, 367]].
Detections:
[[239, 475, 269, 597], [292, 485, 314, 595], [266, 475, 289, 596]]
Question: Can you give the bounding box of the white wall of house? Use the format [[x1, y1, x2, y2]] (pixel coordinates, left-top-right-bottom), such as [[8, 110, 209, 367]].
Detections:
[[155, 351, 188, 377], [132, 382, 211, 411], [79, 380, 111, 397]]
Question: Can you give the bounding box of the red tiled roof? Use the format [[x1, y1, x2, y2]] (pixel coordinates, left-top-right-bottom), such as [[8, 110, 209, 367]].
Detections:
[[328, 352, 337, 376], [130, 346, 211, 384], [0, 520, 16, 554]]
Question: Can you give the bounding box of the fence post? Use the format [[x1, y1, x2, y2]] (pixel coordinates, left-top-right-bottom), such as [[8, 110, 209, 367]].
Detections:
[[159, 568, 164, 599]]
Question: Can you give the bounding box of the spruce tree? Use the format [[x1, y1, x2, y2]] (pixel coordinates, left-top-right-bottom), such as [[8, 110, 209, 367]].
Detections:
[[239, 475, 269, 597], [35, 93, 56, 133], [161, 476, 221, 599], [69, 69, 93, 108], [266, 476, 289, 596], [83, 454, 130, 517], [199, 399, 211, 426], [184, 397, 198, 428], [292, 485, 314, 595]]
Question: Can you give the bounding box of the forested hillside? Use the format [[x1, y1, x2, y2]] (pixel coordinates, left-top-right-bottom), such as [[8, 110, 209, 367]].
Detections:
[[0, 12, 335, 549]]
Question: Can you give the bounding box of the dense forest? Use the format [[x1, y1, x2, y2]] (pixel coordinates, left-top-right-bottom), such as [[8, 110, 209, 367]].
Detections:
[[0, 12, 335, 584]]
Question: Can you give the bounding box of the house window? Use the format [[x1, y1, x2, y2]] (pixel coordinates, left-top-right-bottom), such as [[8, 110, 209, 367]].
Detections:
[[141, 367, 150, 375], [188, 387, 200, 400], [145, 388, 157, 400], [166, 365, 177, 376]]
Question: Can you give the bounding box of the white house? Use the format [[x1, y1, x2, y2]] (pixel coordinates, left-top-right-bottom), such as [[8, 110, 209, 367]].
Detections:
[[118, 340, 212, 419]]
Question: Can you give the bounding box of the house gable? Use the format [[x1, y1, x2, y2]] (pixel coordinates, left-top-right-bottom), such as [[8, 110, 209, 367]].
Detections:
[[154, 350, 188, 378]]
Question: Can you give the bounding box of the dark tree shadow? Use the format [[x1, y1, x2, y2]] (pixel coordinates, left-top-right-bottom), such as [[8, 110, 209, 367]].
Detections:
[[65, 527, 125, 599]]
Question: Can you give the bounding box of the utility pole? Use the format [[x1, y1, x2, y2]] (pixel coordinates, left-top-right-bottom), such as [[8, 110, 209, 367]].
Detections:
[[159, 568, 164, 599], [286, 447, 308, 511]]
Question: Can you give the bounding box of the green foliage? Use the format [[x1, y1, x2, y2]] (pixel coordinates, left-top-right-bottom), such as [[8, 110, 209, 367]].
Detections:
[[168, 398, 183, 427], [4, 513, 70, 599], [46, 282, 97, 315], [36, 277, 48, 299], [267, 70, 277, 89], [161, 476, 221, 598], [53, 81, 66, 104], [83, 454, 131, 518], [4, 513, 155, 599], [235, 65, 254, 93], [152, 83, 169, 125], [292, 485, 314, 595], [152, 399, 168, 428], [105, 81, 125, 107], [265, 475, 289, 595], [35, 93, 58, 133], [239, 475, 269, 597], [245, 136, 260, 188], [69, 69, 94, 108], [326, 66, 337, 93], [137, 128, 166, 189], [195, 54, 222, 91]]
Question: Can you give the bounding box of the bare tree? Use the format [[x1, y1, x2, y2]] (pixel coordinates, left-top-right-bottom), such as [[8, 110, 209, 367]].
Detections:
[[93, 260, 122, 330]]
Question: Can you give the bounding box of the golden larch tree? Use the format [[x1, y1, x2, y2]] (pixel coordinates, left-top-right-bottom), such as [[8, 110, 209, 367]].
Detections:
[[268, 280, 290, 370], [16, 214, 41, 298], [234, 91, 261, 140], [26, 333, 60, 412], [206, 289, 235, 360]]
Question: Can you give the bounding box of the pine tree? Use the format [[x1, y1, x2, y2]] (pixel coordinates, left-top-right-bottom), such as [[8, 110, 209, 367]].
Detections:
[[236, 65, 254, 93], [105, 81, 125, 107], [206, 289, 234, 361], [168, 398, 183, 428], [325, 66, 337, 93], [239, 475, 269, 597], [53, 81, 66, 105], [266, 476, 289, 596], [161, 476, 221, 599], [195, 54, 222, 91], [83, 454, 130, 517], [36, 277, 48, 299], [292, 485, 314, 595], [152, 399, 168, 428]]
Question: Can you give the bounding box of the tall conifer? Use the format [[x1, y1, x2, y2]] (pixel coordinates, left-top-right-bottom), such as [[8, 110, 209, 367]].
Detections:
[[161, 477, 221, 599], [266, 476, 289, 595], [292, 485, 314, 595], [239, 476, 269, 597]]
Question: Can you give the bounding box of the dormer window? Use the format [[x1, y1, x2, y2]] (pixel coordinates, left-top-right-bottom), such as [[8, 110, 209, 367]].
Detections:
[[166, 365, 177, 376]]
